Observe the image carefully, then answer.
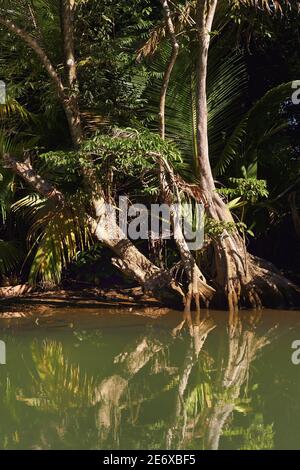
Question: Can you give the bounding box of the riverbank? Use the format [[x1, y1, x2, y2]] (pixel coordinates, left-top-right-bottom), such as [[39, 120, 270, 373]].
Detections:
[[1, 280, 300, 318], [0, 284, 163, 307], [0, 284, 175, 323]]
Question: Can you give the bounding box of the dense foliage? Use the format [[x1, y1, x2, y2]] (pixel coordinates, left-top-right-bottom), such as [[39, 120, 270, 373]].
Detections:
[[0, 0, 299, 293]]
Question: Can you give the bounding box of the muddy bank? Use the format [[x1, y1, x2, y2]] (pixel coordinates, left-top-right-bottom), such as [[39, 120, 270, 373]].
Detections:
[[1, 284, 300, 322], [0, 285, 163, 307], [0, 285, 176, 324]]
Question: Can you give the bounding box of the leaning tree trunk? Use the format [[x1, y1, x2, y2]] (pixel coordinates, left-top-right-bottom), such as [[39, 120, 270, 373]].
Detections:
[[89, 196, 185, 306], [58, 1, 182, 303], [58, 0, 182, 306], [3, 153, 184, 306], [195, 0, 300, 310]]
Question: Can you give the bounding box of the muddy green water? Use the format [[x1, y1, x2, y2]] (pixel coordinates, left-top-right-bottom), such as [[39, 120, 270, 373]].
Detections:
[[1, 307, 300, 450]]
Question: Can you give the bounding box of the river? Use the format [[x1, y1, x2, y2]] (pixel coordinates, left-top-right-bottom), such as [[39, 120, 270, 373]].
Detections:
[[0, 307, 300, 450]]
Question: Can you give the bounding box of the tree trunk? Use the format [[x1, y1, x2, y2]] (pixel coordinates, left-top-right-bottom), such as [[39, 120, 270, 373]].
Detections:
[[60, 0, 83, 147], [195, 0, 300, 310], [196, 0, 217, 195], [60, 0, 77, 87], [89, 198, 184, 306], [2, 154, 65, 206]]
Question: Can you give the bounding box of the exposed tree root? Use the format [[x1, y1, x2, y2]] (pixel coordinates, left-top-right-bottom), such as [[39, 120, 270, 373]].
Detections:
[[157, 153, 215, 313], [178, 248, 215, 315], [211, 232, 262, 311], [212, 232, 300, 310], [202, 192, 300, 310], [247, 254, 300, 308]]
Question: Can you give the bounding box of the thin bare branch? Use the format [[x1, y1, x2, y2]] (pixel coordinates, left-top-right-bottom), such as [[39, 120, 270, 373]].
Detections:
[[159, 0, 180, 140]]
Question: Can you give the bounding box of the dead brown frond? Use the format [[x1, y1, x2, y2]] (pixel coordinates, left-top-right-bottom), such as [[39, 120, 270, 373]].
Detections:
[[137, 24, 166, 62], [137, 1, 196, 61]]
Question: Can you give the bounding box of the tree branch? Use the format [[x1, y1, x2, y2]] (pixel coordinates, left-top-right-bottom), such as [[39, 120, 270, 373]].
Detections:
[[0, 17, 66, 102], [2, 153, 65, 207], [206, 0, 218, 32], [159, 0, 179, 140]]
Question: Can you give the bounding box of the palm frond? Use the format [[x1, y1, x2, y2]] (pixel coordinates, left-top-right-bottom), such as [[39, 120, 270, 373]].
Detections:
[[0, 240, 23, 275], [217, 82, 295, 175], [11, 191, 91, 285], [144, 43, 248, 181]]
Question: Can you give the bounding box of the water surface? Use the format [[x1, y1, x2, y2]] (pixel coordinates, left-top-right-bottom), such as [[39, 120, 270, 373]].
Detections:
[[0, 307, 300, 450]]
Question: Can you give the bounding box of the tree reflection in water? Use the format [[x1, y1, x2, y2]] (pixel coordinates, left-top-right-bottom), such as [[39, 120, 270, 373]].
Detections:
[[0, 311, 285, 450]]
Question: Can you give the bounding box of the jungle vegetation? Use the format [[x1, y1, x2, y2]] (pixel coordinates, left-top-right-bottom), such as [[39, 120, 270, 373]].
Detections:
[[0, 0, 299, 312]]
